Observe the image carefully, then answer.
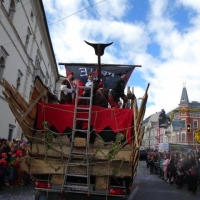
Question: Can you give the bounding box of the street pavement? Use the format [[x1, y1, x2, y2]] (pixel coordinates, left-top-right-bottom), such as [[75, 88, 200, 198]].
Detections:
[[132, 161, 200, 200], [0, 161, 199, 199]]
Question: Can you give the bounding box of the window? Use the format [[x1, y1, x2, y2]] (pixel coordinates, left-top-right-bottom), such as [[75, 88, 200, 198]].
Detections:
[[29, 85, 33, 97], [16, 69, 23, 91], [30, 11, 34, 22], [193, 120, 198, 129], [45, 72, 49, 86], [25, 27, 31, 50], [0, 56, 5, 80], [0, 46, 9, 80], [8, 0, 16, 21], [8, 124, 15, 140], [40, 40, 43, 48], [33, 49, 43, 81], [172, 134, 175, 142], [182, 133, 186, 142]]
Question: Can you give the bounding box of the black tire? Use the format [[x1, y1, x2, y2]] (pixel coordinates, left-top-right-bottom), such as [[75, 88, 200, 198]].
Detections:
[[35, 191, 47, 200]]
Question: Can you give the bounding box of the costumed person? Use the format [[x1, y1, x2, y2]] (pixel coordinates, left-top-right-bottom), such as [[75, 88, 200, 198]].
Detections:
[[162, 154, 170, 181], [15, 150, 23, 185], [82, 72, 98, 105], [94, 82, 109, 108], [73, 79, 84, 105], [0, 153, 7, 190], [59, 71, 76, 104], [110, 71, 128, 108]]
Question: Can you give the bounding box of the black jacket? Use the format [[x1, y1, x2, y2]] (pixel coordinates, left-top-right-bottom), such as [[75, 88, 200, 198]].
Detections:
[[111, 78, 125, 102]]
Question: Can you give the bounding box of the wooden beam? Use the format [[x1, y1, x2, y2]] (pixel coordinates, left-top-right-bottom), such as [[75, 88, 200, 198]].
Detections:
[[29, 158, 132, 177], [31, 143, 133, 161]]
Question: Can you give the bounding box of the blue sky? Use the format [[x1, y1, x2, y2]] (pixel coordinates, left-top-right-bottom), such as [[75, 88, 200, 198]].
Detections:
[[42, 0, 200, 119]]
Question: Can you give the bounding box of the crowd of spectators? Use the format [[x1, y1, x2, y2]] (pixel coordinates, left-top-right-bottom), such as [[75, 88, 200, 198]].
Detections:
[[146, 150, 200, 195], [0, 137, 31, 191]]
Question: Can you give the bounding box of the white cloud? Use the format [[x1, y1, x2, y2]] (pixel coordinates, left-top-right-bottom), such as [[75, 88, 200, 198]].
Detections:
[[42, 0, 200, 120]]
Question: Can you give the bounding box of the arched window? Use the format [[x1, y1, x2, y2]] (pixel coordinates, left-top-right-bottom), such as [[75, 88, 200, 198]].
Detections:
[[0, 46, 9, 80], [0, 56, 5, 80], [16, 69, 23, 91], [9, 0, 16, 21], [182, 133, 186, 142], [33, 49, 43, 81], [25, 27, 31, 50]]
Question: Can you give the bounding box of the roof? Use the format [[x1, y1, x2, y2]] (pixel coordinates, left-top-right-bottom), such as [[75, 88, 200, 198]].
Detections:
[[179, 86, 189, 105]]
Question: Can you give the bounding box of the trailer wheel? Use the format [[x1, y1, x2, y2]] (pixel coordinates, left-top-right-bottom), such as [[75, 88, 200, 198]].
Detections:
[[35, 191, 47, 200], [125, 178, 132, 195]]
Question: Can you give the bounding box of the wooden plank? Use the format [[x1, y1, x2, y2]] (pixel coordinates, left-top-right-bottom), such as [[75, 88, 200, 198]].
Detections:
[[7, 100, 32, 139], [31, 143, 133, 161], [2, 78, 36, 119], [29, 158, 132, 177], [95, 176, 110, 190], [74, 138, 86, 147], [51, 174, 64, 185], [32, 132, 70, 145], [3, 91, 34, 128], [20, 157, 30, 173]]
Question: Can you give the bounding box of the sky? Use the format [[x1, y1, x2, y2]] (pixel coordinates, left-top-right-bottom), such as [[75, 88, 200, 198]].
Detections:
[[42, 0, 200, 119]]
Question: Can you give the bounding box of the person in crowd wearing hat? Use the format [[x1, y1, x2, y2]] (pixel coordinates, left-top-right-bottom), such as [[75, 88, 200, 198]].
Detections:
[[59, 71, 76, 104], [82, 72, 98, 105], [94, 82, 110, 108], [109, 71, 128, 108]]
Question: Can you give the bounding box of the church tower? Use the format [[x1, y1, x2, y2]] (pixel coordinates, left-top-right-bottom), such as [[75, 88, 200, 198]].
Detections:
[[179, 85, 189, 106]]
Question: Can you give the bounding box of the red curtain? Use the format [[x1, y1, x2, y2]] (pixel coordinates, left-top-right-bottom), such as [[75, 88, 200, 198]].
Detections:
[[37, 102, 133, 145]]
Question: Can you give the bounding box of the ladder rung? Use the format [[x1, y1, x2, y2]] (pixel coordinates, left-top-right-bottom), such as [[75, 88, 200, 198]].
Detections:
[[68, 163, 87, 166], [77, 107, 90, 110], [66, 174, 88, 178], [71, 151, 87, 155], [75, 118, 89, 121], [78, 96, 91, 100], [74, 129, 88, 132]]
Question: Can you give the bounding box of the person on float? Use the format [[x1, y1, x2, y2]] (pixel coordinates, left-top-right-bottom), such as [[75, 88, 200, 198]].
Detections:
[[94, 82, 110, 108], [109, 71, 128, 108], [82, 72, 98, 105], [59, 71, 76, 104]]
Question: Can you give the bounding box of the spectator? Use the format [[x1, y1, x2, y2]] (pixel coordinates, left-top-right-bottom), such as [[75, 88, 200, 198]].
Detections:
[[149, 156, 155, 174]]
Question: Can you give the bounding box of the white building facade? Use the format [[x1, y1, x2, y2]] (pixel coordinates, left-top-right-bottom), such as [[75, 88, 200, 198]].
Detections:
[[0, 0, 59, 140]]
